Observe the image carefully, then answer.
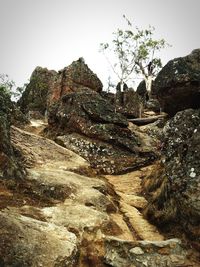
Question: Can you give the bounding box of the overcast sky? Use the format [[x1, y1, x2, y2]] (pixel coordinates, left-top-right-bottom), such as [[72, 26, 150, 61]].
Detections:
[[0, 0, 199, 89]]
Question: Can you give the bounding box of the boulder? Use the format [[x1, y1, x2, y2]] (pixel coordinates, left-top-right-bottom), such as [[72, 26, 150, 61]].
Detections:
[[115, 90, 143, 118], [136, 80, 149, 103], [47, 58, 103, 106], [19, 66, 57, 115], [48, 89, 156, 174], [0, 89, 25, 179], [153, 49, 200, 115], [146, 98, 161, 113], [143, 109, 200, 240], [18, 59, 103, 115], [0, 210, 78, 267]]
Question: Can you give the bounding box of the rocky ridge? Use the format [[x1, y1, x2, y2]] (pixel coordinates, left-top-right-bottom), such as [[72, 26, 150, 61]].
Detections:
[[1, 53, 200, 266]]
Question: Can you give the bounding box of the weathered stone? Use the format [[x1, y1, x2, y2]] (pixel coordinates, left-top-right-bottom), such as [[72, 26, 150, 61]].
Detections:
[[11, 125, 88, 170], [0, 210, 78, 267], [19, 66, 57, 115], [48, 89, 156, 174], [0, 89, 25, 179], [115, 90, 143, 118], [146, 99, 161, 113], [144, 109, 200, 240], [105, 237, 187, 267], [18, 58, 103, 116], [130, 247, 144, 255], [136, 80, 149, 103], [47, 58, 103, 106], [56, 133, 155, 174], [153, 49, 200, 115]]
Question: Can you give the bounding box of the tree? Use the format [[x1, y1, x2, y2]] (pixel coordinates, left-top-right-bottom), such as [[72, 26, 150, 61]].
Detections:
[[0, 74, 26, 101], [0, 74, 15, 95], [100, 15, 170, 93]]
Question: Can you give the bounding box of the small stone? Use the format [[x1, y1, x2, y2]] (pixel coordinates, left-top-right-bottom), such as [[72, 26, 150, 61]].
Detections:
[[130, 247, 144, 255], [170, 254, 185, 264], [190, 172, 196, 178]]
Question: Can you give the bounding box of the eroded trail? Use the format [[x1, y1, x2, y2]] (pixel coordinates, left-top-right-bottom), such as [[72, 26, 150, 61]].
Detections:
[[105, 169, 164, 242], [0, 120, 197, 267]]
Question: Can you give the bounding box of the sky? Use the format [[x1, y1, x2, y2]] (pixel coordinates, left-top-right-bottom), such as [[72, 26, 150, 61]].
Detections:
[[0, 0, 199, 90]]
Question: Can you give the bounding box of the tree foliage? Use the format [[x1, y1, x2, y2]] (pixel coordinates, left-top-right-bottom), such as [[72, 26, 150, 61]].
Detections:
[[0, 74, 26, 100], [0, 74, 15, 95], [100, 15, 170, 92]]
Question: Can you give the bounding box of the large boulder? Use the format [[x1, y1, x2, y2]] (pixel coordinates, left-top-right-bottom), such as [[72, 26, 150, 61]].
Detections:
[[115, 90, 142, 118], [0, 88, 25, 179], [0, 210, 78, 267], [18, 59, 103, 115], [47, 58, 103, 106], [143, 109, 200, 240], [48, 89, 156, 174], [153, 49, 200, 115], [19, 66, 57, 115], [136, 80, 149, 103]]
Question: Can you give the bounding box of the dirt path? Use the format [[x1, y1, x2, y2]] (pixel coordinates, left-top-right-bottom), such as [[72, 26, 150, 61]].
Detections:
[[105, 167, 164, 241]]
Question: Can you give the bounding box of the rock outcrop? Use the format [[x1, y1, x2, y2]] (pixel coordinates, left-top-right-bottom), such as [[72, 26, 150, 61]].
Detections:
[[48, 58, 103, 106], [48, 89, 156, 174], [153, 49, 200, 115], [115, 90, 143, 118], [18, 59, 103, 116], [136, 80, 149, 103], [0, 210, 78, 267], [0, 89, 25, 179], [105, 237, 187, 267], [143, 109, 200, 240], [19, 66, 57, 115]]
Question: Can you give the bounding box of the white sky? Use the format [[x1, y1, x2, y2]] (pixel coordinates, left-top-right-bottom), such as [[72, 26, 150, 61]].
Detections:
[[0, 0, 199, 89]]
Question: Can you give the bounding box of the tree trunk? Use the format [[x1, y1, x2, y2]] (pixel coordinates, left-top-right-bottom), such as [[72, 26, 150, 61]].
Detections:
[[145, 76, 153, 97], [120, 80, 124, 92]]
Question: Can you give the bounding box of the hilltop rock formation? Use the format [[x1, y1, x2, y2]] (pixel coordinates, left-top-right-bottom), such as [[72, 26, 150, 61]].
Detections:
[[19, 66, 57, 115], [153, 49, 200, 115], [18, 59, 103, 116], [0, 89, 25, 179], [48, 89, 156, 174], [47, 57, 103, 106], [143, 108, 200, 240]]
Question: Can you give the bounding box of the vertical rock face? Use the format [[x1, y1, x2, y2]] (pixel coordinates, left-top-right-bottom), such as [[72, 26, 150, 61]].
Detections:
[[144, 108, 200, 240], [153, 49, 200, 116], [0, 89, 25, 179]]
